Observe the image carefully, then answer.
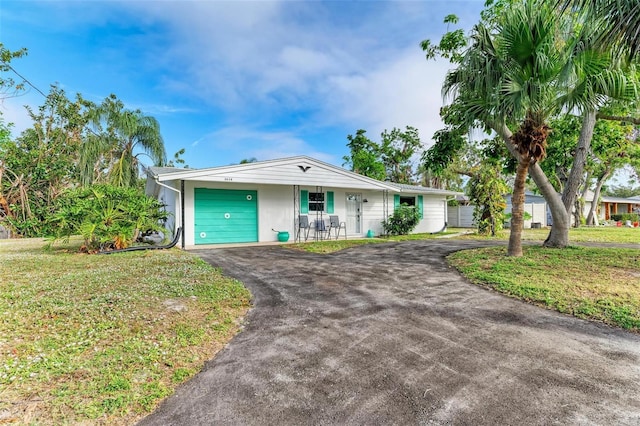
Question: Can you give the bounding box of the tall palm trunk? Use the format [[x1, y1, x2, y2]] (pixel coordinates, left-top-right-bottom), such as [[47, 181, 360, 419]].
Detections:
[[508, 157, 531, 256], [494, 122, 570, 248]]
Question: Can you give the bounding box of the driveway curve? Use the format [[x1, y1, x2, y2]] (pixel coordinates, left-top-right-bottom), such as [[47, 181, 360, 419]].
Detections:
[[139, 240, 640, 425]]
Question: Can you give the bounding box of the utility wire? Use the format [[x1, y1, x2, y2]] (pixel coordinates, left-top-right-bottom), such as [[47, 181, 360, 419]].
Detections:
[[2, 62, 47, 98]]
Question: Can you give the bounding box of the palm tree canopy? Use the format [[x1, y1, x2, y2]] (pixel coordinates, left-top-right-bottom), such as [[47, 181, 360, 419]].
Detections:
[[80, 94, 166, 187], [558, 0, 640, 59], [444, 0, 637, 136]]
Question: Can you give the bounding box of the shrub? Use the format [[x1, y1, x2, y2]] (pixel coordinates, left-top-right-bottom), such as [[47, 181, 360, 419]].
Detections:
[[48, 184, 168, 252], [382, 204, 420, 235], [611, 213, 639, 222]]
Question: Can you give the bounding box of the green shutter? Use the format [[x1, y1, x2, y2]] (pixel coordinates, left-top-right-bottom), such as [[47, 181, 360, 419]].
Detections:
[[300, 190, 309, 214], [326, 191, 334, 213], [418, 195, 424, 219], [394, 194, 400, 210]]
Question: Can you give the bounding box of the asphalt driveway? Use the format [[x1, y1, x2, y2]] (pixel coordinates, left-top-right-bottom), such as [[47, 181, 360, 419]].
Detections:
[[139, 240, 640, 425]]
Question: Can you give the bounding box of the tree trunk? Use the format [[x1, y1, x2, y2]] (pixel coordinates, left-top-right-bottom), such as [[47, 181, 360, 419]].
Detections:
[[586, 169, 611, 225], [508, 157, 530, 257], [578, 171, 592, 225], [492, 122, 570, 247], [573, 198, 583, 227], [562, 110, 596, 224]]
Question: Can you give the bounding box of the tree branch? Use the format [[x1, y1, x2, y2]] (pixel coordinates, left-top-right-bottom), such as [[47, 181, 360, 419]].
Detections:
[[596, 113, 640, 125]]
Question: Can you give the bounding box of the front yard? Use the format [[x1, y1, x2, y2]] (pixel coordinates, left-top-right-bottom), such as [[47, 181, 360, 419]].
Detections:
[[0, 239, 250, 425], [1, 226, 639, 423]]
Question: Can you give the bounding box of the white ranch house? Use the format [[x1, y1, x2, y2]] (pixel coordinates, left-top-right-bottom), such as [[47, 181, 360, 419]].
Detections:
[[145, 156, 460, 248]]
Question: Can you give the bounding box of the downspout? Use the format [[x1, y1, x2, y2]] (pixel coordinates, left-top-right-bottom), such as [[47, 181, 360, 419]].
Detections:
[[181, 180, 185, 250], [154, 176, 183, 249], [430, 195, 455, 234]]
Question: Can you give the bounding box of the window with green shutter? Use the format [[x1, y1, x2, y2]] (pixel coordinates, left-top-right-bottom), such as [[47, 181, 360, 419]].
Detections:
[[394, 194, 400, 210], [418, 195, 424, 218]]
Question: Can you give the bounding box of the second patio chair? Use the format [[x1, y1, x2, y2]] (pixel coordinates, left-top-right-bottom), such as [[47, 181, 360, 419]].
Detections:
[[328, 215, 347, 240]]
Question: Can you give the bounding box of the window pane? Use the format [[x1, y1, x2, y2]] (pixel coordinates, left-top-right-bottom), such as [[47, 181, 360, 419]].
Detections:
[[400, 196, 415, 206]]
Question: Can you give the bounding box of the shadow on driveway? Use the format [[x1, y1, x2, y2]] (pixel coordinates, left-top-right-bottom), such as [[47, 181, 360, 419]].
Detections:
[[139, 240, 640, 425]]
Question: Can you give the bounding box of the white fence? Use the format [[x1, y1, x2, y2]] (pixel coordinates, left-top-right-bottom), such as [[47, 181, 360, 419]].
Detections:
[[448, 205, 475, 227], [448, 202, 548, 228]]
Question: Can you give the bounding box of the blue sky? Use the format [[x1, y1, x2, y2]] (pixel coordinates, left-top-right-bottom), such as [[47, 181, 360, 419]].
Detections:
[[1, 0, 486, 169]]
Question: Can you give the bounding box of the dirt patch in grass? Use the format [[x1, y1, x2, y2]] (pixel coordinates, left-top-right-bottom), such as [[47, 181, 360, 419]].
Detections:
[[448, 245, 640, 331], [0, 239, 251, 425]]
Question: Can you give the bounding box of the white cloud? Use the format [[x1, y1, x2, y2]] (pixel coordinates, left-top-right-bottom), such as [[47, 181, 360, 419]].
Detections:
[[321, 49, 453, 148], [117, 1, 464, 149], [196, 125, 334, 165], [2, 0, 483, 168]]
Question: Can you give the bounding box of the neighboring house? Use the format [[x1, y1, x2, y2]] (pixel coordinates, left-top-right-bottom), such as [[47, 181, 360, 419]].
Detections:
[[145, 156, 460, 248], [581, 191, 640, 222], [597, 195, 640, 220]]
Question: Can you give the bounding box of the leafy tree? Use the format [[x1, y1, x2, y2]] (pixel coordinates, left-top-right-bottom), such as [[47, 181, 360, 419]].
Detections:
[[541, 115, 583, 193], [81, 94, 166, 187], [585, 117, 640, 224], [605, 184, 640, 199], [0, 44, 28, 99], [0, 87, 88, 236], [166, 148, 188, 168], [379, 126, 422, 184], [468, 162, 509, 236], [342, 129, 386, 181], [48, 184, 168, 252], [343, 127, 423, 184], [239, 157, 258, 164], [0, 119, 13, 219], [423, 132, 510, 234]]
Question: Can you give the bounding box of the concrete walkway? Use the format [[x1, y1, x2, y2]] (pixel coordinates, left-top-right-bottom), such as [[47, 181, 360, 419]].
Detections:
[[139, 240, 640, 425]]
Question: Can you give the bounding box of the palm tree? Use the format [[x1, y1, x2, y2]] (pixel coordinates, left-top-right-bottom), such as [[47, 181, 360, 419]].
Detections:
[[80, 95, 166, 187], [444, 2, 565, 255], [559, 0, 640, 59], [443, 0, 636, 255]]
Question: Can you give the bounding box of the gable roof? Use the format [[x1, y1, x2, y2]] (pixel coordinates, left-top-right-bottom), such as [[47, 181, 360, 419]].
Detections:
[[147, 156, 460, 195]]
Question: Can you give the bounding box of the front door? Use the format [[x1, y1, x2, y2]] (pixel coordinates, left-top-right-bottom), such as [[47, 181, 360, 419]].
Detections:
[[346, 193, 362, 234]]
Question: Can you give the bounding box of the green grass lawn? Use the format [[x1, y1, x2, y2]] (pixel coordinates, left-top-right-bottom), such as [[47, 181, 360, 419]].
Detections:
[[287, 230, 462, 253], [0, 239, 251, 425], [448, 245, 640, 331], [458, 225, 640, 243]]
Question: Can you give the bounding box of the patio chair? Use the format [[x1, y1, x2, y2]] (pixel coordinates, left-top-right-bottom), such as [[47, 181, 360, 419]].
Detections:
[[314, 218, 331, 240], [328, 215, 347, 240], [297, 215, 312, 241]]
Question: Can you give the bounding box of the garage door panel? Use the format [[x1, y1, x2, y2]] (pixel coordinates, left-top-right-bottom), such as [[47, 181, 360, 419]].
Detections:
[[194, 188, 258, 244]]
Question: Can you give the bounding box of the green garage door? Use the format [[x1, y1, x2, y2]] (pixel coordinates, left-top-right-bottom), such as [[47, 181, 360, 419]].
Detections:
[[194, 188, 258, 244]]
